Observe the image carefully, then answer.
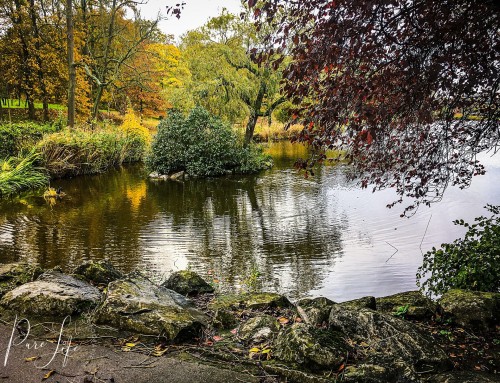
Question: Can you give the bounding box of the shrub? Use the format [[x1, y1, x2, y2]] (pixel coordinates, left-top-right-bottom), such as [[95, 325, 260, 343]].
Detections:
[[38, 125, 149, 178], [417, 205, 500, 295], [146, 107, 272, 177], [0, 122, 59, 158], [0, 150, 48, 196], [120, 109, 151, 163]]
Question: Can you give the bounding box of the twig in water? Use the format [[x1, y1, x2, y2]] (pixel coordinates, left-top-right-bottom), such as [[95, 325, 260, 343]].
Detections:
[[420, 214, 432, 255], [385, 242, 399, 262]]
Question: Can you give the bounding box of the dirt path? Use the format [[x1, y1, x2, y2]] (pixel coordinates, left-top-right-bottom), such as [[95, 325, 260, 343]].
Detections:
[[0, 324, 258, 383]]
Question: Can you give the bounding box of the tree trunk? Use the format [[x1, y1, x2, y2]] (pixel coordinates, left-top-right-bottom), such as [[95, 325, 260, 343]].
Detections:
[[244, 80, 266, 147], [28, 0, 49, 121], [66, 0, 76, 128], [92, 85, 104, 120]]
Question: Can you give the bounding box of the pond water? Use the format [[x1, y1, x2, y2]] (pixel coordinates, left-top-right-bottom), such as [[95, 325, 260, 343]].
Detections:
[[0, 142, 499, 302]]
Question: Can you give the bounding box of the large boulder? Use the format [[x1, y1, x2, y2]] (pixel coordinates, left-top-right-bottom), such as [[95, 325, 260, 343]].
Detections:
[[376, 291, 438, 320], [161, 270, 214, 296], [0, 271, 101, 317], [72, 259, 123, 285], [438, 290, 500, 331], [209, 292, 292, 311], [274, 323, 348, 371], [296, 297, 335, 326], [0, 263, 43, 298], [95, 274, 208, 340], [338, 296, 377, 310], [238, 315, 279, 344], [329, 306, 451, 375]]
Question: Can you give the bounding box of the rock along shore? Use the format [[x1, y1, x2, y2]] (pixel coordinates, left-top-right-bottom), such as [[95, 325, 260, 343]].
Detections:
[[0, 261, 498, 383]]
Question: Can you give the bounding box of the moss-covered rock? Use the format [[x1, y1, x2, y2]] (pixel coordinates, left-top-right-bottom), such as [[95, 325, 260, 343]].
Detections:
[[210, 292, 292, 311], [273, 323, 348, 371], [438, 290, 500, 331], [211, 309, 239, 329], [238, 315, 280, 344], [0, 263, 43, 298], [0, 271, 101, 317], [343, 363, 399, 383], [162, 270, 214, 296], [296, 297, 336, 326], [338, 296, 377, 310], [72, 259, 123, 285], [376, 290, 438, 320], [426, 372, 500, 383], [95, 274, 208, 340], [329, 306, 452, 376]]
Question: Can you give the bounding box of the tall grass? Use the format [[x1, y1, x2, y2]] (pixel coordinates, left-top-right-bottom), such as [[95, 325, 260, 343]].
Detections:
[[0, 150, 49, 196], [38, 124, 149, 178]]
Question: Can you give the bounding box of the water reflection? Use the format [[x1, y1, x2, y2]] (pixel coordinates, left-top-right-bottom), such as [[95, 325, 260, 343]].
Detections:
[[0, 142, 499, 301]]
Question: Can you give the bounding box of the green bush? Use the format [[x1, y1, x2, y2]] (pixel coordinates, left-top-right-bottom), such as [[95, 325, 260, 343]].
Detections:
[[146, 107, 272, 177], [417, 205, 500, 295], [0, 122, 59, 158], [38, 127, 148, 178]]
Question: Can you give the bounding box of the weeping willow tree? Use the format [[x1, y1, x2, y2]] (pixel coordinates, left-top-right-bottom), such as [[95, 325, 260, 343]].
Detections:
[[175, 9, 285, 147]]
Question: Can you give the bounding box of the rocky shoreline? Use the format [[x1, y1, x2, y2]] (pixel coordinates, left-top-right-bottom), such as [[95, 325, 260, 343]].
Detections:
[[0, 261, 498, 382]]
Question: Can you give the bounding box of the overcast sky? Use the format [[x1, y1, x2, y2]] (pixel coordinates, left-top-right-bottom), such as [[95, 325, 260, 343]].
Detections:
[[140, 0, 243, 41]]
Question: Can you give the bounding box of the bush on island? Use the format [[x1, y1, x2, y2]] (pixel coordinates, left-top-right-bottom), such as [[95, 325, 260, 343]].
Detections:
[[146, 107, 272, 177]]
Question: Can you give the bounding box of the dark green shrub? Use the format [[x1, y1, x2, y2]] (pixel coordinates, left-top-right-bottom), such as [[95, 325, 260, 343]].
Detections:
[[146, 107, 272, 177], [0, 122, 59, 158], [417, 205, 500, 295]]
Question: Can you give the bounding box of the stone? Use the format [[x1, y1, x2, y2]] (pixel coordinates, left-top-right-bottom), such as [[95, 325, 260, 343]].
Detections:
[[427, 372, 500, 383], [162, 270, 214, 296], [376, 290, 438, 320], [296, 297, 336, 326], [238, 315, 279, 343], [95, 274, 208, 340], [329, 306, 451, 375], [274, 323, 348, 371], [169, 171, 185, 181], [438, 289, 500, 331], [0, 263, 43, 298], [0, 271, 101, 317], [209, 292, 292, 311], [212, 309, 239, 329], [72, 259, 123, 285], [342, 364, 400, 383], [338, 296, 377, 310]]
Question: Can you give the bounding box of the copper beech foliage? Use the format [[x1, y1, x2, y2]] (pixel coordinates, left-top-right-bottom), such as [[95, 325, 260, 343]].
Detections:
[[250, 0, 499, 215]]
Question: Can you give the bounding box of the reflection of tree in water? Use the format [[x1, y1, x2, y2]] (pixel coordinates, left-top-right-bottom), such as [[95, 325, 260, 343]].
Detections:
[[0, 166, 159, 271], [150, 162, 346, 298], [0, 145, 350, 297]]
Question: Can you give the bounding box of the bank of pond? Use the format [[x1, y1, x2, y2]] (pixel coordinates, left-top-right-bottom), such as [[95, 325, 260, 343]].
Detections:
[[0, 261, 498, 383]]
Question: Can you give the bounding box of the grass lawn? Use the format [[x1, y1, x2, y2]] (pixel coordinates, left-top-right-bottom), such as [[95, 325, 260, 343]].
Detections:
[[0, 98, 66, 111]]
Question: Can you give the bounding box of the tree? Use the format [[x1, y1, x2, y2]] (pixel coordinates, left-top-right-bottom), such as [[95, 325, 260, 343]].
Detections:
[[179, 10, 285, 146], [76, 0, 162, 119], [67, 0, 75, 127], [251, 0, 499, 215]]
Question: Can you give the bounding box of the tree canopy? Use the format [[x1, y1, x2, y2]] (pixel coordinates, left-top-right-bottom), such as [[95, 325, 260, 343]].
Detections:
[[251, 0, 499, 215]]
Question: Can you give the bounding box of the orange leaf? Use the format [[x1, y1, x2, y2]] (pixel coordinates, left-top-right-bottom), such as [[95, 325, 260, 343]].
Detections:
[[42, 370, 55, 380], [278, 317, 289, 325], [213, 335, 223, 342]]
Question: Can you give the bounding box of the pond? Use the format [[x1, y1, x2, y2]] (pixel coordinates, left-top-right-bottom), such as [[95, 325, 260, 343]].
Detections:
[[0, 142, 499, 301]]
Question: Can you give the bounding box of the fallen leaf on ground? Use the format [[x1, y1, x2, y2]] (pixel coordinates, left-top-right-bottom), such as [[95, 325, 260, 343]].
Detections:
[[42, 370, 55, 380]]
